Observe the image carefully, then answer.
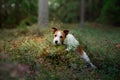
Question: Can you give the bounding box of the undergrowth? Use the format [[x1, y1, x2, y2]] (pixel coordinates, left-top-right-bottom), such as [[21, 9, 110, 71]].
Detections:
[[0, 23, 120, 80]]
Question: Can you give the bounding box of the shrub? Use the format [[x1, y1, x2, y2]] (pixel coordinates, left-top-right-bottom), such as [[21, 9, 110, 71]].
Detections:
[[98, 0, 120, 26]]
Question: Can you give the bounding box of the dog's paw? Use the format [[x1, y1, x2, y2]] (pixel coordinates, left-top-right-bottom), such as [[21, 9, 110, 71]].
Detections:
[[91, 65, 97, 69], [65, 48, 70, 51]]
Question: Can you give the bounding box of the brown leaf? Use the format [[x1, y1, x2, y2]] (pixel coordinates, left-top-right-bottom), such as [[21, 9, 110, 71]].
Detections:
[[116, 44, 120, 48]]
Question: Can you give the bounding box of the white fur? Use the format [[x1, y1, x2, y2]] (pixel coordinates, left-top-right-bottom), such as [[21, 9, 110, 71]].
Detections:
[[82, 51, 96, 68], [64, 34, 96, 69], [81, 51, 90, 62], [53, 31, 62, 45], [53, 32, 96, 69], [64, 34, 79, 51]]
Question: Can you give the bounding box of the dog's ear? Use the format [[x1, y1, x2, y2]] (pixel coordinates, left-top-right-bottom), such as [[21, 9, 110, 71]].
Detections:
[[63, 30, 69, 36], [52, 27, 57, 33]]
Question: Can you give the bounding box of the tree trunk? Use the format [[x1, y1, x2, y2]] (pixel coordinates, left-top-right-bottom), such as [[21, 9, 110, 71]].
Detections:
[[88, 0, 93, 21], [38, 0, 48, 36], [38, 0, 48, 27], [80, 0, 85, 27], [0, 0, 4, 28]]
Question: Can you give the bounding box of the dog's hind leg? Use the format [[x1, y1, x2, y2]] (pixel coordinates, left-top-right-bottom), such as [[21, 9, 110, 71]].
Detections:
[[75, 46, 96, 69], [81, 51, 96, 69]]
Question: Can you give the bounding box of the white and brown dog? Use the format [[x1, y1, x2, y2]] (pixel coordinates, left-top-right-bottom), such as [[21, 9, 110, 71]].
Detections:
[[52, 27, 96, 69]]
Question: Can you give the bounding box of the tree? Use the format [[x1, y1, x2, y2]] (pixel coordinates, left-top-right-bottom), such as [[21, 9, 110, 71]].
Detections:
[[38, 0, 48, 28], [0, 0, 38, 28], [88, 0, 92, 21], [98, 0, 120, 26], [80, 0, 85, 26], [38, 0, 48, 36]]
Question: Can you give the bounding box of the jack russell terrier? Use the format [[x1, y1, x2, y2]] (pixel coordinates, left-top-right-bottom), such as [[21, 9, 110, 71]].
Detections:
[[52, 27, 96, 69]]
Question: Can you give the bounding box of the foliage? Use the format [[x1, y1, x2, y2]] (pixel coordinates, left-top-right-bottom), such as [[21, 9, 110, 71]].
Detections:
[[0, 23, 120, 80], [98, 0, 120, 26], [0, 0, 120, 28], [49, 0, 103, 23], [49, 0, 80, 23], [0, 0, 38, 28]]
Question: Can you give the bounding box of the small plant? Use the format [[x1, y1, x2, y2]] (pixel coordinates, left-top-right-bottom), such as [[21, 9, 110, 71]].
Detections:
[[0, 23, 120, 80]]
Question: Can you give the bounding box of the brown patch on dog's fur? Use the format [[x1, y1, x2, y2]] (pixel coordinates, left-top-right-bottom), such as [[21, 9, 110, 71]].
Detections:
[[63, 30, 69, 37], [52, 27, 58, 34], [60, 31, 66, 43], [75, 45, 83, 56]]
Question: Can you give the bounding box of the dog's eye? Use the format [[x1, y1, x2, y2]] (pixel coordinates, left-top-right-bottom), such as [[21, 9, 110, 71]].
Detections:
[[55, 35, 57, 37], [60, 36, 63, 38]]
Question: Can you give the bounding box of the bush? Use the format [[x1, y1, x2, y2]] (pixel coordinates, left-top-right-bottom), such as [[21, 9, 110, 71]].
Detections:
[[0, 0, 38, 28], [49, 0, 80, 23], [98, 0, 120, 26]]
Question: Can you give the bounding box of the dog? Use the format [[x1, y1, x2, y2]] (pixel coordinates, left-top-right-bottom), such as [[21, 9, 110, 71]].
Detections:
[[52, 27, 96, 69]]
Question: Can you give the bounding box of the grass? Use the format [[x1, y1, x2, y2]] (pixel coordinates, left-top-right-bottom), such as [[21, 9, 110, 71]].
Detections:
[[0, 23, 120, 80]]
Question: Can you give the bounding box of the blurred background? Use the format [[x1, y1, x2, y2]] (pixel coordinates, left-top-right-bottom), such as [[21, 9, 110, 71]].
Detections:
[[0, 0, 120, 80], [0, 0, 120, 29]]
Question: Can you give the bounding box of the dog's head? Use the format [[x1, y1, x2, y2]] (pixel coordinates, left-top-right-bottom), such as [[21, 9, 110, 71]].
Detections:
[[52, 27, 69, 45]]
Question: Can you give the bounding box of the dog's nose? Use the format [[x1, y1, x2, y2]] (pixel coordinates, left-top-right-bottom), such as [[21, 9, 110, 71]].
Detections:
[[55, 41, 58, 44]]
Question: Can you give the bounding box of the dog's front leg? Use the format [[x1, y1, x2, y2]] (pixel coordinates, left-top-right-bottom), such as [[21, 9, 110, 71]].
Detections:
[[65, 45, 71, 51], [66, 48, 70, 51]]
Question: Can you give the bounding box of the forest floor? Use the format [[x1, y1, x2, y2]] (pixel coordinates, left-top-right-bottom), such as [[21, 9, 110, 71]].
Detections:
[[0, 23, 120, 80]]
